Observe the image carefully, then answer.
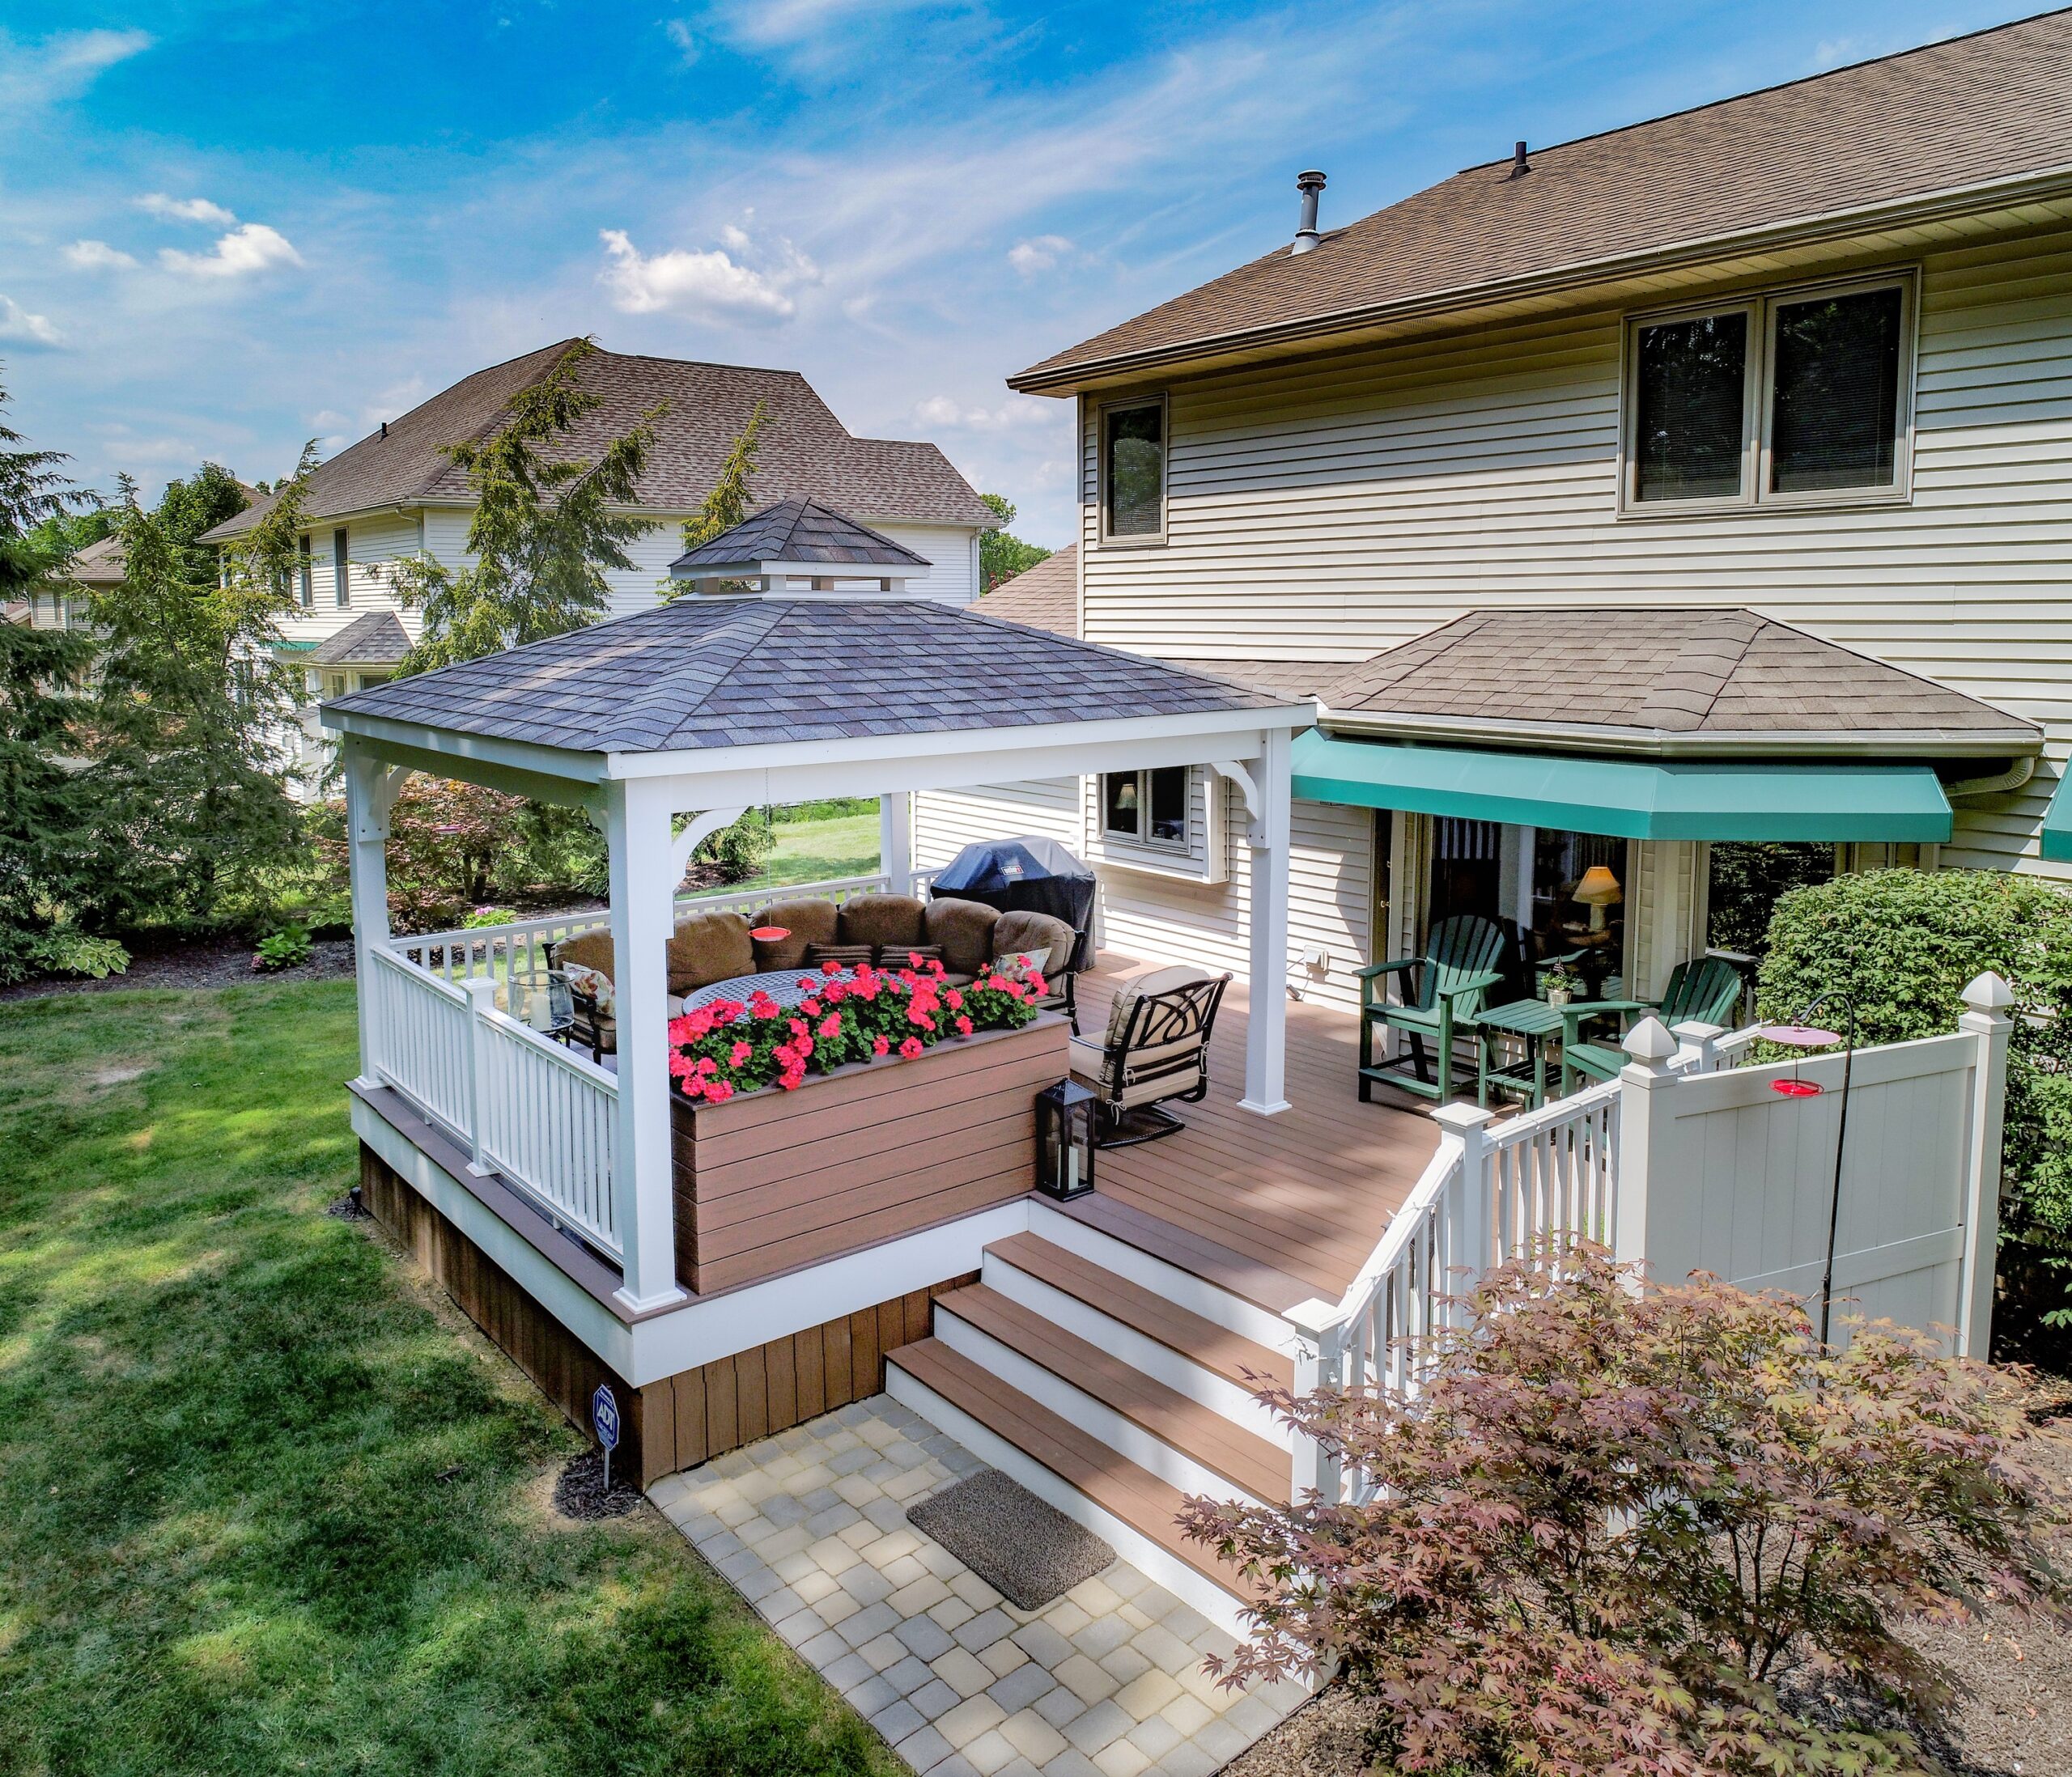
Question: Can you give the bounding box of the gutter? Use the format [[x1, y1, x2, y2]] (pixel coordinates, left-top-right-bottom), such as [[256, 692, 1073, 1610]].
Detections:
[[1317, 704, 2044, 761], [1009, 162, 2072, 395]]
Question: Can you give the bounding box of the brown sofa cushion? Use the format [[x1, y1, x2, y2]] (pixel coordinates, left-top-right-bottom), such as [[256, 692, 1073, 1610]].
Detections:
[[992, 910, 1075, 976], [805, 942, 875, 971], [836, 893, 926, 952], [666, 909, 754, 995], [554, 929, 615, 979], [923, 897, 1000, 976], [750, 897, 840, 972]]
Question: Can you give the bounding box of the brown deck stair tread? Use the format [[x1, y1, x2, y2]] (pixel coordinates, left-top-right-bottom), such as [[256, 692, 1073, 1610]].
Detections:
[[889, 1337, 1260, 1598], [1056, 1192, 1329, 1311], [986, 1232, 1295, 1394], [933, 1283, 1288, 1501]]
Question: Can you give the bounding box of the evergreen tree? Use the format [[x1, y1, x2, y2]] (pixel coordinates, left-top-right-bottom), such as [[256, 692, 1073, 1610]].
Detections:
[[664, 402, 766, 601], [0, 382, 125, 981], [390, 337, 662, 672], [977, 494, 1051, 592]]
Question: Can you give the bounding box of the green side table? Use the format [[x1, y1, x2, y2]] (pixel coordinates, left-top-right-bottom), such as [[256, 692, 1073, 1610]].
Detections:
[[1475, 998, 1571, 1109]]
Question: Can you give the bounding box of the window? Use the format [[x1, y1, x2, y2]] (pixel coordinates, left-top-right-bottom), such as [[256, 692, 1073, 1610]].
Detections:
[[1102, 766, 1189, 850], [1623, 274, 1913, 513], [297, 534, 312, 607], [333, 528, 350, 607], [1423, 821, 1627, 990], [1704, 842, 1836, 957], [1100, 397, 1166, 543]]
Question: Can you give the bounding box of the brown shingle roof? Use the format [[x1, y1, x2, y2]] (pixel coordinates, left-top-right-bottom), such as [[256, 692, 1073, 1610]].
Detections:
[[64, 533, 127, 586], [206, 342, 994, 540], [979, 544, 1076, 633], [1324, 609, 2039, 749], [1014, 11, 2072, 391], [323, 597, 1301, 756]]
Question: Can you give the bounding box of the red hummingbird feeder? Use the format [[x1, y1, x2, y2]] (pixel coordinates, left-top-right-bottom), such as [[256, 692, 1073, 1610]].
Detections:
[[1756, 1023, 1841, 1096]]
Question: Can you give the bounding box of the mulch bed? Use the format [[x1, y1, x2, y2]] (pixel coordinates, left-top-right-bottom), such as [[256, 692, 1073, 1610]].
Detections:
[[0, 936, 359, 1002], [551, 1449, 643, 1521], [1227, 1390, 2072, 1777]]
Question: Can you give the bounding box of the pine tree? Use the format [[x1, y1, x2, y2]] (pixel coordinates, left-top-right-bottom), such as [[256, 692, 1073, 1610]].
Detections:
[[390, 337, 662, 672], [0, 383, 125, 981], [663, 403, 766, 600]]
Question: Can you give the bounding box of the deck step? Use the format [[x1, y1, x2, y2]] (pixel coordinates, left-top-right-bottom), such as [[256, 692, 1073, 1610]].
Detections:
[[885, 1337, 1256, 1602], [932, 1283, 1289, 1502], [1046, 1191, 1323, 1318], [984, 1232, 1294, 1397]]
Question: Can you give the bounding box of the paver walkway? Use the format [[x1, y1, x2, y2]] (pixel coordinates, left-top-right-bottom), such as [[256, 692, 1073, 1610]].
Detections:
[[649, 1395, 1307, 1777]]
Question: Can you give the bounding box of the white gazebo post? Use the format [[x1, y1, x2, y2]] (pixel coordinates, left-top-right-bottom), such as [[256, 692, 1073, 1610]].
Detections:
[[343, 744, 406, 1090], [603, 776, 690, 1313], [880, 791, 913, 893], [1238, 725, 1293, 1115]]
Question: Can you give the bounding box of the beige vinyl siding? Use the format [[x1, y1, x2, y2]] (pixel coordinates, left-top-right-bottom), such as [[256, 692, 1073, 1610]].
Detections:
[[912, 778, 1376, 1015], [1080, 226, 2072, 878]]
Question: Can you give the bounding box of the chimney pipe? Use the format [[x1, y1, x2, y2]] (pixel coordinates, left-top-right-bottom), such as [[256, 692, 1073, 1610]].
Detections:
[[380, 420, 388, 439], [1510, 140, 1530, 178], [1290, 169, 1327, 254]]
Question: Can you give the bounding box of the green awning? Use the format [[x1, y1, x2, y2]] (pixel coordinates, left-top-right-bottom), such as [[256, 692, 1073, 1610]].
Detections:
[[2042, 774, 2072, 863], [1292, 730, 1953, 842]]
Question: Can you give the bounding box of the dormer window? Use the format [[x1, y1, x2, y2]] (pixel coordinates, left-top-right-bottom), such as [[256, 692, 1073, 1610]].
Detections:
[[1099, 396, 1166, 544]]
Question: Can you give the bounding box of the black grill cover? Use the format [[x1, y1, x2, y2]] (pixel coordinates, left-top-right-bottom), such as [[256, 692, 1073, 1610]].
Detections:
[[928, 836, 1098, 972]]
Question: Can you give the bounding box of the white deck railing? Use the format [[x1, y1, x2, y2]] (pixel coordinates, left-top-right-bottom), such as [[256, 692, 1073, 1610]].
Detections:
[[1291, 1017, 1761, 1503], [363, 943, 622, 1258]]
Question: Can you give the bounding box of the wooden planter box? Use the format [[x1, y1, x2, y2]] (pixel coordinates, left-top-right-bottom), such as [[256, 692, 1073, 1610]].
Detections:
[[670, 1014, 1069, 1294]]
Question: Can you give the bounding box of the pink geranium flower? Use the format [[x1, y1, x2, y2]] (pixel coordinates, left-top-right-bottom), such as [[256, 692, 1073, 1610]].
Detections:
[[695, 1056, 717, 1075], [898, 1036, 923, 1059], [817, 1011, 841, 1039], [668, 1050, 694, 1078], [681, 1077, 706, 1099], [801, 997, 822, 1017], [731, 1040, 753, 1066], [822, 958, 842, 974], [944, 988, 963, 1010], [872, 1036, 890, 1056], [704, 1079, 734, 1103], [954, 1015, 973, 1036]]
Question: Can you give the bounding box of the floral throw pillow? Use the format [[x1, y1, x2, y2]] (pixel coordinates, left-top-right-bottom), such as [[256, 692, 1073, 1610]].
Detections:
[[563, 961, 615, 1018]]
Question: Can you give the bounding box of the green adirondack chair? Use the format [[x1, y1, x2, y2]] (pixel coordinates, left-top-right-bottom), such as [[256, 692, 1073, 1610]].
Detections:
[[1557, 954, 1746, 1093], [1358, 914, 1511, 1108]]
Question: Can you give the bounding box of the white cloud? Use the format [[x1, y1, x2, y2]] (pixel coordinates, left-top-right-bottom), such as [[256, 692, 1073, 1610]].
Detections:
[[663, 19, 698, 66], [1007, 234, 1072, 276], [914, 393, 1058, 432], [597, 225, 816, 324], [159, 223, 304, 279], [705, 0, 942, 49], [65, 239, 139, 271], [136, 193, 238, 227], [0, 28, 151, 112], [0, 295, 62, 347]]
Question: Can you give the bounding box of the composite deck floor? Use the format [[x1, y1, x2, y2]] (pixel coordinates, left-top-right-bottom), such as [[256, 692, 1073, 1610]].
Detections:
[[1068, 954, 1441, 1309]]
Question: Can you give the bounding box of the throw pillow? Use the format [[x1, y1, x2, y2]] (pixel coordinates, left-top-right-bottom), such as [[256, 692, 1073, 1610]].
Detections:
[[878, 943, 944, 973], [804, 942, 875, 971]]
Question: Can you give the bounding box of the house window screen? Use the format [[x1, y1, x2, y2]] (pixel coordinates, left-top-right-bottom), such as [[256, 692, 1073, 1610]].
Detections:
[[1103, 402, 1164, 538], [1768, 287, 1903, 493], [333, 528, 350, 606], [1633, 312, 1747, 501], [1102, 767, 1190, 851], [297, 535, 312, 607], [1146, 767, 1187, 845], [1102, 771, 1141, 839]]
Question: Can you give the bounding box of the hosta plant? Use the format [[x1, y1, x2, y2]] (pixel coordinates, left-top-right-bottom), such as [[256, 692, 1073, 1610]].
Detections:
[[1182, 1242, 2069, 1777], [667, 956, 1042, 1102]]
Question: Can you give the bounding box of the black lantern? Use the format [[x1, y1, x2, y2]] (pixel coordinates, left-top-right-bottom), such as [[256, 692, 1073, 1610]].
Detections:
[[1034, 1078, 1096, 1199]]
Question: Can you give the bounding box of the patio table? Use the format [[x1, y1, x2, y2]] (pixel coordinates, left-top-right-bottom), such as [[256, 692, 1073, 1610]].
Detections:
[[1474, 997, 1570, 1109], [680, 967, 854, 1016]]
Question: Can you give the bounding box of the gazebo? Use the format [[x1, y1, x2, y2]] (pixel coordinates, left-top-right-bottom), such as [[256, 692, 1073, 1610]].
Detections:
[[323, 522, 1313, 1321]]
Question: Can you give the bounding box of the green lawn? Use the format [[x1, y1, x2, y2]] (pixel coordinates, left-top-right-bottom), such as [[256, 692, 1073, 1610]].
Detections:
[[0, 979, 898, 1777], [690, 812, 883, 901]]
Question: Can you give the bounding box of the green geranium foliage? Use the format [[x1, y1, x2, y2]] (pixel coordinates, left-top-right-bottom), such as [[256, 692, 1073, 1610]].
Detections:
[[1756, 868, 2072, 1314]]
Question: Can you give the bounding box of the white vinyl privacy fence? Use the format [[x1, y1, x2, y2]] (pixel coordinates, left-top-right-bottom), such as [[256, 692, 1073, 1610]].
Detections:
[[1290, 974, 2015, 1506]]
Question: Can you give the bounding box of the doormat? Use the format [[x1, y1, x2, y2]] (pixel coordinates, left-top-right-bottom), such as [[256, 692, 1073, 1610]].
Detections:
[[906, 1468, 1115, 1610]]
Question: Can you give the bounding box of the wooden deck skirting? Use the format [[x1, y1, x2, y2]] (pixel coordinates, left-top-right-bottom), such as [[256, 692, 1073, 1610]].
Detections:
[[669, 1015, 1068, 1294]]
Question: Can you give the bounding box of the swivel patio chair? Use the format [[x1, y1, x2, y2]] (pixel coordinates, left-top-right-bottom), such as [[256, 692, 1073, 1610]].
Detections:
[[1068, 964, 1229, 1146], [1556, 953, 1746, 1094], [1357, 914, 1510, 1108]]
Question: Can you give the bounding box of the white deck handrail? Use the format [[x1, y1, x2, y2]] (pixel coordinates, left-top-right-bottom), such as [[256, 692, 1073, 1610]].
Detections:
[[1288, 1014, 1767, 1503]]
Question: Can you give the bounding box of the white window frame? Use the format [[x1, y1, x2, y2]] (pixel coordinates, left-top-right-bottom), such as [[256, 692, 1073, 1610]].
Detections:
[[1618, 269, 1917, 519], [333, 527, 350, 608], [1099, 766, 1191, 855], [297, 533, 313, 607], [1095, 392, 1169, 548]]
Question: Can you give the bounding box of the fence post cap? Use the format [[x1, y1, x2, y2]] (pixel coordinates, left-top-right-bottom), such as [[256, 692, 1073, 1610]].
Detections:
[[1961, 971, 2015, 1012], [462, 976, 499, 1004], [1284, 1297, 1343, 1341], [1429, 1102, 1497, 1134], [1669, 1020, 1724, 1041], [1622, 1015, 1679, 1062]]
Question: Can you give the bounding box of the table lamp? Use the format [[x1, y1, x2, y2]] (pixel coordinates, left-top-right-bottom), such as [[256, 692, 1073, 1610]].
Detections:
[[1573, 866, 1622, 932]]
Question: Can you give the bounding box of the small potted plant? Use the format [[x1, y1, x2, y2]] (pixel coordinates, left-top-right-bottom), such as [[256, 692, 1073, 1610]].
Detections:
[[1542, 961, 1581, 1007]]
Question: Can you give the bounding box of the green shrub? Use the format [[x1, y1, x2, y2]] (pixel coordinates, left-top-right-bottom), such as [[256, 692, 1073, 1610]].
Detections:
[[770, 796, 877, 825], [694, 809, 775, 884], [252, 925, 314, 972], [1756, 867, 2072, 1321], [462, 905, 519, 928]]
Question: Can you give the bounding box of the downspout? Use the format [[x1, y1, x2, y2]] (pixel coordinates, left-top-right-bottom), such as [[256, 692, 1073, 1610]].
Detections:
[[1943, 756, 2036, 799]]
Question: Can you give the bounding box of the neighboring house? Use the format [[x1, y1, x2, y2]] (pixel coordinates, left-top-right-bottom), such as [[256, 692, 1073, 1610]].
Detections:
[[910, 12, 2072, 1015], [32, 532, 125, 630], [202, 341, 996, 792]]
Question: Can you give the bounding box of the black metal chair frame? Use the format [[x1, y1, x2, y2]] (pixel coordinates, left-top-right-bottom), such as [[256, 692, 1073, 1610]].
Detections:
[[1086, 972, 1229, 1148]]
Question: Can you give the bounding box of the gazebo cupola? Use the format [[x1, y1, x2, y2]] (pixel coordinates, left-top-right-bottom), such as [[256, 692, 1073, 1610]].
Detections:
[[668, 497, 931, 599]]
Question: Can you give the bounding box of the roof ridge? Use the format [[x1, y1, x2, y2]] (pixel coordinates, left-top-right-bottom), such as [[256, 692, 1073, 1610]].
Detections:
[[593, 601, 792, 751], [1455, 6, 2072, 173], [1665, 609, 1766, 731]]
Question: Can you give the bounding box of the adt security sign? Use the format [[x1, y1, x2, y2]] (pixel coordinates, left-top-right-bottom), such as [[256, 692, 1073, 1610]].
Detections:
[[592, 1384, 621, 1491]]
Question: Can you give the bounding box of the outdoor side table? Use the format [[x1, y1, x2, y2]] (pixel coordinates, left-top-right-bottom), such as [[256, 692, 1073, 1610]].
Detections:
[[1475, 998, 1571, 1109]]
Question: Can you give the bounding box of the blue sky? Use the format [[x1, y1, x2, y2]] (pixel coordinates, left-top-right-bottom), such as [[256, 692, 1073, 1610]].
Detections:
[[0, 0, 2038, 545]]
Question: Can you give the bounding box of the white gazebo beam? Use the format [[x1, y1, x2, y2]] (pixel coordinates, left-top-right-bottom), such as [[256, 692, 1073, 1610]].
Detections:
[[669, 806, 749, 885], [1238, 727, 1293, 1116], [879, 791, 912, 892], [343, 743, 411, 1089], [605, 776, 689, 1315]]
